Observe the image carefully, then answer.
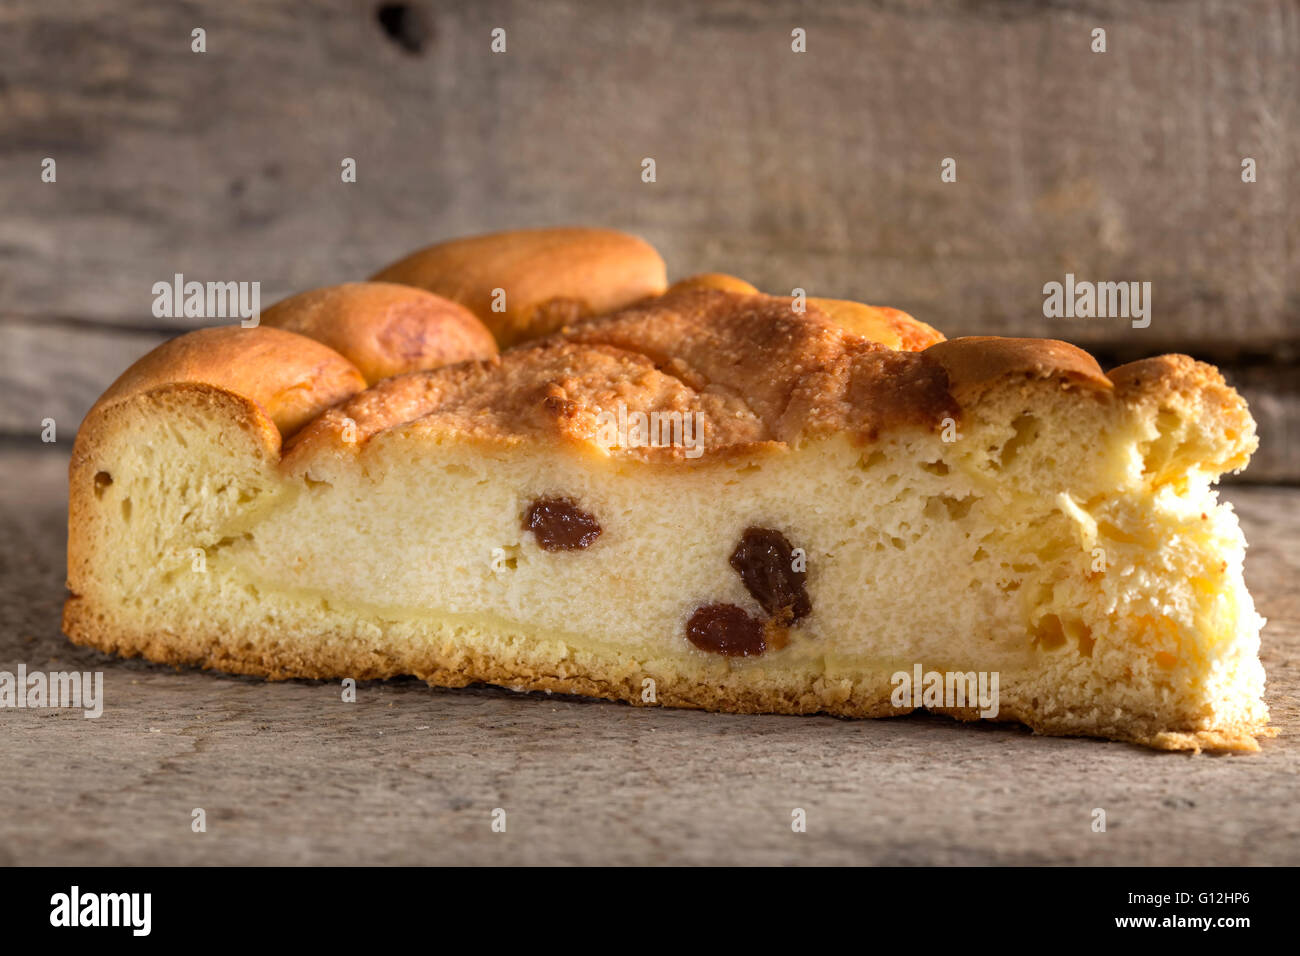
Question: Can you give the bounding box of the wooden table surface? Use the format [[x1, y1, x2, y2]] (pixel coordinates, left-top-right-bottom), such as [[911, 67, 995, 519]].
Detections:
[[1, 447, 1296, 866]]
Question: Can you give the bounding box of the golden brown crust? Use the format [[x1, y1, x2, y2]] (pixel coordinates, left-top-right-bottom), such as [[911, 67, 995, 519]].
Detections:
[[370, 227, 669, 347], [283, 342, 780, 468], [261, 282, 497, 385], [562, 290, 877, 432], [1109, 353, 1234, 407], [666, 272, 760, 295], [62, 594, 1267, 752], [89, 326, 367, 439], [75, 288, 1253, 475], [808, 298, 945, 351], [283, 290, 962, 466], [924, 336, 1113, 403], [282, 292, 1258, 467], [661, 277, 944, 351]]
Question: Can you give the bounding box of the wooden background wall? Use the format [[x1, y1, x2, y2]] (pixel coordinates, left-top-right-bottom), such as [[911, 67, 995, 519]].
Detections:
[[2, 0, 1296, 479]]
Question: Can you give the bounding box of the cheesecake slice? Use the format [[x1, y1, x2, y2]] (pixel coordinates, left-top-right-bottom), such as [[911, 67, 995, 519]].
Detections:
[[64, 230, 1270, 750]]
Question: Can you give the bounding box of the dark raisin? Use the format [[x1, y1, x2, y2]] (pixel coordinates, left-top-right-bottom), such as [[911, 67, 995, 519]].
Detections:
[[524, 496, 602, 551], [686, 603, 766, 657], [729, 527, 811, 622]]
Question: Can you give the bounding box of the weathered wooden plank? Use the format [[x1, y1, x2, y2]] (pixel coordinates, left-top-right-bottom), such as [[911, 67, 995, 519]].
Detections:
[[0, 448, 1295, 865], [0, 0, 1295, 350], [1216, 363, 1300, 484], [0, 319, 166, 437]]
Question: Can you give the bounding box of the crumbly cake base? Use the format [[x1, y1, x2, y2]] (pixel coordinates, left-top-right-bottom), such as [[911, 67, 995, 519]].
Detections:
[[62, 593, 1266, 753]]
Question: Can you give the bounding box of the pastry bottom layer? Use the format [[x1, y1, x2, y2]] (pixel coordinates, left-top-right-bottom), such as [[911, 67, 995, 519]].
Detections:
[[62, 592, 1265, 753]]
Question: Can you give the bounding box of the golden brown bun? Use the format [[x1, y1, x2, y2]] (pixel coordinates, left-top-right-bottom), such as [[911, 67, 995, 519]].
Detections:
[[286, 293, 1158, 464], [370, 227, 668, 347], [666, 272, 761, 295], [285, 291, 1259, 467], [926, 335, 1113, 400], [88, 326, 367, 439], [261, 282, 497, 385], [809, 298, 945, 351], [663, 275, 942, 351]]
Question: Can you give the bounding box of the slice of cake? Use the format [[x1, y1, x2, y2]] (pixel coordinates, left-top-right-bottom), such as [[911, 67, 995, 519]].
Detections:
[[64, 229, 1270, 751]]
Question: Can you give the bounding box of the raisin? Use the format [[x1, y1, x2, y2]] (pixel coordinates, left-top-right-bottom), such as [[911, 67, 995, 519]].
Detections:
[[686, 603, 766, 657], [524, 496, 602, 551], [729, 527, 811, 622]]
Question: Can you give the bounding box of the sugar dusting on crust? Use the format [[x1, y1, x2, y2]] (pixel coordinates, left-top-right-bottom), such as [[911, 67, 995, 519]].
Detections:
[[286, 289, 1250, 467], [284, 290, 966, 463]]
